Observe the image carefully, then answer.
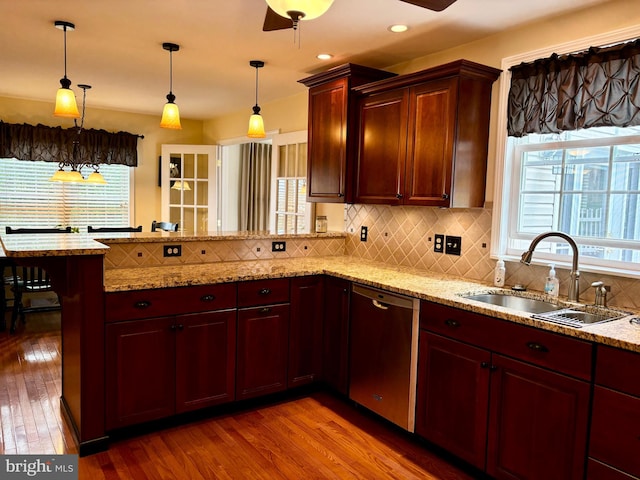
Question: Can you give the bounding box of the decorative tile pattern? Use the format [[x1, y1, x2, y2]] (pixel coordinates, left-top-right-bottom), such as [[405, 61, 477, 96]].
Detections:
[[104, 237, 346, 269], [345, 204, 495, 283]]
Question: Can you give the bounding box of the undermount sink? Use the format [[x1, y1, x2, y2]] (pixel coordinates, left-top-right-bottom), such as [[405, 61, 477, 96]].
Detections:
[[463, 292, 562, 314], [462, 291, 629, 328]]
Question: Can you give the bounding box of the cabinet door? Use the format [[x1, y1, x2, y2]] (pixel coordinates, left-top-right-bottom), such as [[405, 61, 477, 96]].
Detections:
[[236, 304, 289, 400], [307, 78, 348, 202], [175, 310, 236, 413], [106, 317, 176, 430], [415, 332, 491, 470], [288, 276, 324, 388], [404, 78, 457, 206], [322, 276, 350, 395], [354, 89, 409, 205], [487, 354, 590, 480]]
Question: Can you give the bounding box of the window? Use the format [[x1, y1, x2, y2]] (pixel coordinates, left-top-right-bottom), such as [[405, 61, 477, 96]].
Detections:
[[507, 127, 640, 271], [0, 158, 132, 231], [493, 27, 640, 276], [270, 131, 312, 234]]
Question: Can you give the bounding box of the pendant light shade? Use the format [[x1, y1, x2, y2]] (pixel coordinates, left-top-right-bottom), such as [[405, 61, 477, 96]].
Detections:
[[53, 21, 80, 118], [247, 60, 266, 139], [160, 43, 182, 130], [265, 0, 334, 21]]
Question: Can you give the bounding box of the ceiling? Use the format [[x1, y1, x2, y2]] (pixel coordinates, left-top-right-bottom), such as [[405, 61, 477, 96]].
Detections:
[[2, 0, 612, 122]]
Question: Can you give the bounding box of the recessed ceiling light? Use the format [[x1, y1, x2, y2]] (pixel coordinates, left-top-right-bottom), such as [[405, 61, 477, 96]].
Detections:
[[388, 24, 409, 33], [317, 53, 333, 60]]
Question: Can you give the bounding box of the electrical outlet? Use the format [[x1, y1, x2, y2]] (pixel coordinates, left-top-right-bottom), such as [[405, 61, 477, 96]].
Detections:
[[434, 234, 444, 253], [445, 235, 462, 255], [272, 241, 286, 252], [360, 226, 368, 242], [163, 245, 182, 257]]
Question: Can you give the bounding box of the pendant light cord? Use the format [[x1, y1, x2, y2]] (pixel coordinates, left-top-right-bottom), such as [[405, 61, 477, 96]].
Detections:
[[169, 49, 173, 95], [254, 65, 259, 107]]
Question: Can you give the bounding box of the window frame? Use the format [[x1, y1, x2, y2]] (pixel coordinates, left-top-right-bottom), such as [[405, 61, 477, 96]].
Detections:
[[492, 24, 640, 278]]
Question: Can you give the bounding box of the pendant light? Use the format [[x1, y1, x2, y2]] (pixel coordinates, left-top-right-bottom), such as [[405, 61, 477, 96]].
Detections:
[[247, 60, 266, 139], [53, 20, 80, 118], [160, 43, 182, 130], [265, 0, 334, 27]]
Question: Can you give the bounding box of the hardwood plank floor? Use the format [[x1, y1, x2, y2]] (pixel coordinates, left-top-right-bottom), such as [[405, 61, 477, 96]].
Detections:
[[1, 310, 477, 479]]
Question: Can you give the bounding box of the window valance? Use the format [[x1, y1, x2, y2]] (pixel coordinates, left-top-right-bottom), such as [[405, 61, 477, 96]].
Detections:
[[507, 38, 640, 137], [0, 121, 140, 167]]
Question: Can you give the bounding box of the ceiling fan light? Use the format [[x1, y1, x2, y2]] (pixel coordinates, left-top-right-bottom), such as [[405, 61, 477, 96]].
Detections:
[[161, 100, 182, 129], [248, 113, 266, 138], [266, 0, 334, 20], [54, 84, 80, 118]]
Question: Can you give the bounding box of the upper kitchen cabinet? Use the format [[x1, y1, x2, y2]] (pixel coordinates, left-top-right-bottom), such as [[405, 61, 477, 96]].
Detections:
[[353, 60, 501, 207], [299, 64, 396, 203]]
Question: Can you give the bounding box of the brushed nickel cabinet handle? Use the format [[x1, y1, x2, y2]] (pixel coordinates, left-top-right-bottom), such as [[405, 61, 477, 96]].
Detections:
[[259, 288, 271, 295], [444, 319, 460, 328], [134, 300, 151, 309], [526, 342, 549, 353], [200, 294, 216, 302]]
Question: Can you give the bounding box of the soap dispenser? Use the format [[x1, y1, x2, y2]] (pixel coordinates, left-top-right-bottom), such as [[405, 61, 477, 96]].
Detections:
[[494, 258, 506, 287], [545, 264, 559, 297]]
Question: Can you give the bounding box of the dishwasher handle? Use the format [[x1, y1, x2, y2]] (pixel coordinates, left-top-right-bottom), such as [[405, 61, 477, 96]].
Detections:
[[372, 299, 389, 310]]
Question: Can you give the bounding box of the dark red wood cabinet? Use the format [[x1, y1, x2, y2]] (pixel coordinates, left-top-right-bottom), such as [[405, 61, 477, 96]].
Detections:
[[416, 301, 591, 480], [236, 279, 290, 400], [288, 276, 324, 388], [321, 276, 351, 395], [354, 60, 501, 207], [588, 346, 640, 479], [105, 309, 237, 430], [299, 64, 396, 203]]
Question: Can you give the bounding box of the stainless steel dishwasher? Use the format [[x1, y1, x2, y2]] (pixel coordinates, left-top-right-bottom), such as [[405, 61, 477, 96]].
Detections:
[[349, 284, 420, 432]]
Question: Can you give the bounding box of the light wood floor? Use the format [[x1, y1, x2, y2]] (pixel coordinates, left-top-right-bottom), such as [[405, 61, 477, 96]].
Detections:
[[0, 311, 477, 480]]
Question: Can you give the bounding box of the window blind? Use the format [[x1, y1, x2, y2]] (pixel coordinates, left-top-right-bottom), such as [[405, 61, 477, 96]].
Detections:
[[0, 158, 131, 231]]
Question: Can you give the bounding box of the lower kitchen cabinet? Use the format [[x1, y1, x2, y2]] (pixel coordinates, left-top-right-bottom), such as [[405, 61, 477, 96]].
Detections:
[[417, 301, 592, 480], [236, 303, 290, 401], [322, 276, 351, 394], [288, 276, 324, 388], [416, 333, 490, 470], [106, 309, 236, 430], [588, 346, 640, 479]]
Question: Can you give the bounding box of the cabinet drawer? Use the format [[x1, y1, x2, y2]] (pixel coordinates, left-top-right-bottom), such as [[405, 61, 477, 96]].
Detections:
[[421, 300, 593, 380], [596, 345, 640, 397], [106, 283, 237, 322], [237, 278, 290, 307], [590, 386, 640, 478]]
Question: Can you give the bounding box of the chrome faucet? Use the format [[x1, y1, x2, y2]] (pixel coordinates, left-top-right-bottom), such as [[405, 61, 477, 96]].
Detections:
[[520, 231, 580, 302]]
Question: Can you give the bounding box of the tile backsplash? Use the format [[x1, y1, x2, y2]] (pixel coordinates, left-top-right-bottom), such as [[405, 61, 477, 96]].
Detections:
[[344, 204, 640, 310]]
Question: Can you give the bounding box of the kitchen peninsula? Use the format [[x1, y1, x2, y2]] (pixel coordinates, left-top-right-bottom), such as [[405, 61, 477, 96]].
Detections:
[[2, 230, 640, 478]]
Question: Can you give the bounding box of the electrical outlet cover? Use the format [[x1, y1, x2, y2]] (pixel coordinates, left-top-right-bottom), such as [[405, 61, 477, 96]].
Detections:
[[434, 234, 444, 253], [445, 235, 462, 255]]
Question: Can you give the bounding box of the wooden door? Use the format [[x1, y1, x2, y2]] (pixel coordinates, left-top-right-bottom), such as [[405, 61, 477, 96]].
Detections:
[[175, 310, 236, 413], [106, 317, 175, 430], [306, 78, 348, 202], [236, 304, 289, 400], [404, 78, 457, 206], [322, 276, 350, 395], [354, 88, 409, 205], [288, 276, 324, 388], [486, 354, 590, 480], [415, 332, 491, 470]]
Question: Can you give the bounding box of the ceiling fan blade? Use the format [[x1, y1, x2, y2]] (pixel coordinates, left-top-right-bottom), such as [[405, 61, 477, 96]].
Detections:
[[263, 6, 294, 31], [399, 0, 457, 11]]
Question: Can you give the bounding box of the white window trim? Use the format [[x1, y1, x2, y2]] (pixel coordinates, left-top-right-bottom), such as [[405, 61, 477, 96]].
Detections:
[[491, 24, 640, 278]]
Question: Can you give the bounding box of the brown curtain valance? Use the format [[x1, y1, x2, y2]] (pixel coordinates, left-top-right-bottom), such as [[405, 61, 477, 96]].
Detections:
[[0, 121, 140, 167], [507, 38, 640, 137]]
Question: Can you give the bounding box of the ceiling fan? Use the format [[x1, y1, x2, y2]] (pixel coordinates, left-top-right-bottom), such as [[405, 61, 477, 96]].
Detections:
[[263, 0, 458, 32]]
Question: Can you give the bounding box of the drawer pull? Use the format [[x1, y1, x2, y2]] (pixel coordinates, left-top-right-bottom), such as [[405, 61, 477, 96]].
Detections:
[[480, 361, 489, 369], [170, 324, 184, 331], [200, 294, 216, 302], [260, 307, 271, 314], [444, 319, 460, 328], [134, 300, 151, 309], [259, 288, 271, 295], [526, 342, 549, 353]]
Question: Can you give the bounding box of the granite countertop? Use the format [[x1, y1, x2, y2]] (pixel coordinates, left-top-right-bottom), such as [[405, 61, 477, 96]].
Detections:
[[104, 255, 640, 353], [0, 230, 345, 256]]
